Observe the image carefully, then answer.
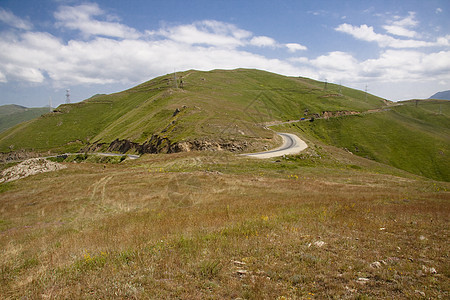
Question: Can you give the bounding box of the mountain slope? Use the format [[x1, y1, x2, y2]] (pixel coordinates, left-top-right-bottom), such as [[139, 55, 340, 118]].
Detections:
[[2, 69, 448, 181], [0, 69, 387, 154], [429, 90, 450, 100], [286, 99, 450, 181], [0, 105, 50, 133], [0, 104, 28, 117]]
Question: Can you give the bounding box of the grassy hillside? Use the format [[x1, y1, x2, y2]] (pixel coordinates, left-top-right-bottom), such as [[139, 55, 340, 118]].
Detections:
[[0, 150, 448, 298], [283, 100, 450, 181], [1, 70, 448, 298], [0, 69, 387, 153], [0, 105, 50, 133], [1, 69, 447, 181], [0, 105, 27, 116]]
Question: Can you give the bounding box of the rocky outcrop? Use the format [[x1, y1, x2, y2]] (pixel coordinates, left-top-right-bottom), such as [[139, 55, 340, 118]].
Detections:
[[321, 110, 359, 119], [0, 150, 42, 163], [83, 134, 249, 155], [108, 134, 171, 154], [171, 139, 248, 153]]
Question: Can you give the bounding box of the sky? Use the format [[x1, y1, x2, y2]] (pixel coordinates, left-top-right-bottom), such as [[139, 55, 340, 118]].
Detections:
[[0, 0, 449, 107]]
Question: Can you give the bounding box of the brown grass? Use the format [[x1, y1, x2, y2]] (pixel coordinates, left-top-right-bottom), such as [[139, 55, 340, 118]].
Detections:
[[0, 151, 449, 299]]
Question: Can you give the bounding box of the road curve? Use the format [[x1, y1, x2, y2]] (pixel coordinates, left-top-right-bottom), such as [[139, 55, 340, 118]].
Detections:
[[242, 132, 308, 159]]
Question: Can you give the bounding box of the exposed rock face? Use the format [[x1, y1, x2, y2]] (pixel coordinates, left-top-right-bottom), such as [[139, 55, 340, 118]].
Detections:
[[107, 135, 172, 154], [171, 140, 248, 153], [321, 110, 359, 119], [0, 150, 42, 163], [0, 158, 66, 183], [83, 135, 249, 155]]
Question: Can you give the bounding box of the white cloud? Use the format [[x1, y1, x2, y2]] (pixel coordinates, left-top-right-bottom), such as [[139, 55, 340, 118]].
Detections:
[[336, 23, 436, 48], [250, 36, 277, 47], [154, 20, 251, 48], [285, 43, 307, 52], [293, 49, 450, 89], [0, 8, 32, 30], [0, 2, 448, 102], [3, 64, 44, 83], [292, 51, 358, 83], [0, 24, 302, 87], [391, 12, 418, 28], [383, 25, 417, 38], [54, 3, 140, 39], [383, 12, 419, 38], [336, 23, 390, 45], [0, 4, 309, 87], [422, 51, 450, 76], [436, 8, 443, 14], [309, 51, 358, 72], [437, 35, 450, 46], [336, 11, 450, 50]]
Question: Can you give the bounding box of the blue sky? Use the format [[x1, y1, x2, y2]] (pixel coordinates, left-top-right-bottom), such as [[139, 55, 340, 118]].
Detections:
[[0, 0, 449, 107]]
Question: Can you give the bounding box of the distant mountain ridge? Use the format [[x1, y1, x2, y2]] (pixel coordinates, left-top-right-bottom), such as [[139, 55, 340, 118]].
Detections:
[[0, 104, 27, 117], [429, 90, 450, 100], [0, 104, 50, 133]]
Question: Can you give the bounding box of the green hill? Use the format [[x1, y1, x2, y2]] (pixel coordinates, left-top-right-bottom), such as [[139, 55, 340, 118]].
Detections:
[[0, 69, 448, 181], [1, 70, 449, 298], [0, 105, 50, 133], [0, 69, 386, 154], [283, 100, 450, 181], [0, 104, 28, 116]]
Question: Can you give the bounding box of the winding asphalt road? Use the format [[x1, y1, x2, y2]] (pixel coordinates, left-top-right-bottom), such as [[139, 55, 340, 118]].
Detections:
[[242, 132, 308, 159]]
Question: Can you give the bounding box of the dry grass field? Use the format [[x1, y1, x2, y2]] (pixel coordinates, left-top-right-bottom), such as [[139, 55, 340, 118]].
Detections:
[[0, 147, 449, 299]]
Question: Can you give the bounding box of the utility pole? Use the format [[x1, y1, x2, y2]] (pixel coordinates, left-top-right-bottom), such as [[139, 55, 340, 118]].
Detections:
[[49, 97, 52, 112], [324, 79, 328, 91]]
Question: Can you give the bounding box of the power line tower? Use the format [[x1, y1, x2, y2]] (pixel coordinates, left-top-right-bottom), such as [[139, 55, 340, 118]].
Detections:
[[65, 89, 71, 104]]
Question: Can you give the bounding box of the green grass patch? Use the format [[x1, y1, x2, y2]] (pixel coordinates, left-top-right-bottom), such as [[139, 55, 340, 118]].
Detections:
[[0, 105, 50, 133], [0, 69, 387, 154], [291, 102, 450, 181]]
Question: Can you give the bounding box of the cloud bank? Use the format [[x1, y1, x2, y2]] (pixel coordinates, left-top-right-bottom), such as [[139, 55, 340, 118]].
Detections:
[[0, 3, 449, 101]]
